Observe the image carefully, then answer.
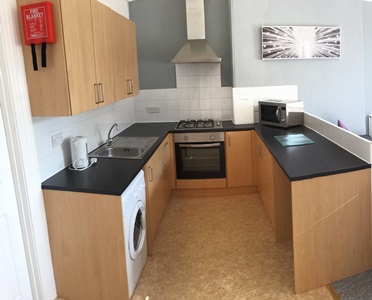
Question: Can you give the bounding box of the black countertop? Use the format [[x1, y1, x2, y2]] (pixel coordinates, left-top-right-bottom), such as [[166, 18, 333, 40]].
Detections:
[[41, 121, 370, 195], [254, 124, 370, 181]]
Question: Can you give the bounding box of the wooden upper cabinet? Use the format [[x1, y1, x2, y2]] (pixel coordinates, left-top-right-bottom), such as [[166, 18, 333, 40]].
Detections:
[[225, 131, 254, 187], [112, 12, 139, 100], [60, 0, 98, 115], [91, 0, 116, 107], [17, 0, 138, 116]]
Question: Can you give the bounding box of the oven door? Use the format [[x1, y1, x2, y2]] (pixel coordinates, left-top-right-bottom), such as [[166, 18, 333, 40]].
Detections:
[[175, 142, 226, 179]]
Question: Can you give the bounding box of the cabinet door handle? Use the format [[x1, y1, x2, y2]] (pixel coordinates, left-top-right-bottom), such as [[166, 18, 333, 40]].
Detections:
[[163, 142, 168, 147], [258, 144, 263, 158], [228, 134, 231, 147], [99, 83, 105, 103], [148, 166, 153, 182], [127, 79, 133, 95], [94, 83, 100, 104]]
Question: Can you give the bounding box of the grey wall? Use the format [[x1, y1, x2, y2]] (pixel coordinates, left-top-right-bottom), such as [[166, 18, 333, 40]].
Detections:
[[129, 0, 232, 89], [231, 0, 366, 134], [364, 1, 372, 131]]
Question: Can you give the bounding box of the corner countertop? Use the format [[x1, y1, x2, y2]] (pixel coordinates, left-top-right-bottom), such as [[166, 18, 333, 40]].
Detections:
[[41, 121, 370, 195], [254, 124, 370, 181]]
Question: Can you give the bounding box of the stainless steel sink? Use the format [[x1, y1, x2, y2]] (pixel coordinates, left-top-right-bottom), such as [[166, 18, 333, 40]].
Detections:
[[89, 136, 159, 159]]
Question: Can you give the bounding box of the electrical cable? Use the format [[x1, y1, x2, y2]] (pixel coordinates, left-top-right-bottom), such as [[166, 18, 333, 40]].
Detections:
[[69, 158, 97, 172]]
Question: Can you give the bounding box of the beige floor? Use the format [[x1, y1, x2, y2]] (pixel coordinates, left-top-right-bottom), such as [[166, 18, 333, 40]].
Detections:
[[132, 193, 333, 300]]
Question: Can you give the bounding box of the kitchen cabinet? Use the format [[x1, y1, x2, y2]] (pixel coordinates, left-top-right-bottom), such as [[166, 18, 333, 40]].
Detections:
[[17, 0, 137, 116], [144, 134, 175, 255], [43, 190, 130, 300], [252, 131, 292, 242], [111, 11, 139, 100], [225, 131, 254, 187], [252, 131, 275, 226]]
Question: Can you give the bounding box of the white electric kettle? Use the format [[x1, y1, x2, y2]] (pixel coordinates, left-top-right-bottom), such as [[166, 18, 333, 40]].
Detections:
[[70, 136, 88, 169]]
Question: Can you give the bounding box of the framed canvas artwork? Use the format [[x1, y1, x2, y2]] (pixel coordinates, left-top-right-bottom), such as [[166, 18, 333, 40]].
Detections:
[[262, 26, 341, 60]]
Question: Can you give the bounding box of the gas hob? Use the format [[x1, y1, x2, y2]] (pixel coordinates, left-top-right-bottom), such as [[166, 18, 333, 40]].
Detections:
[[175, 119, 223, 130]]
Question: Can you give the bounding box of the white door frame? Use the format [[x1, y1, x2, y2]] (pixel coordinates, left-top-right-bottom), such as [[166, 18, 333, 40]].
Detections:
[[0, 0, 56, 299]]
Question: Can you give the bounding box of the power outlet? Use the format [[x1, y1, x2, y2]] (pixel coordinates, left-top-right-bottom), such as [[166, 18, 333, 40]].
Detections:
[[147, 105, 160, 113], [51, 132, 64, 148]]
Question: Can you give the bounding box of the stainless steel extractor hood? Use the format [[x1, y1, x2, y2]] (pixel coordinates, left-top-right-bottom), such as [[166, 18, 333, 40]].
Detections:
[[171, 0, 222, 64]]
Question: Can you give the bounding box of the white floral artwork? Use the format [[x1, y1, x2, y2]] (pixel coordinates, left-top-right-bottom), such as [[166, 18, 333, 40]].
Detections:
[[262, 26, 341, 60]]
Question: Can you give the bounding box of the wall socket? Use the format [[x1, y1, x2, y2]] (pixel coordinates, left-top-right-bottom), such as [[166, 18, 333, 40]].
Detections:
[[51, 132, 64, 148], [147, 105, 160, 113]]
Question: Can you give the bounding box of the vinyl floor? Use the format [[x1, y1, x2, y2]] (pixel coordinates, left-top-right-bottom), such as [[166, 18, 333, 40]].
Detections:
[[132, 193, 333, 300]]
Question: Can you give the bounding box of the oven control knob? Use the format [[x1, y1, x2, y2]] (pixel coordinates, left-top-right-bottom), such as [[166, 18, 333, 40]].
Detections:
[[210, 135, 215, 140], [184, 135, 189, 141]]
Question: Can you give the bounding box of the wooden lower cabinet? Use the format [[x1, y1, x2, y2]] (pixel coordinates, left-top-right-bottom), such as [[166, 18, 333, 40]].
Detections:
[[253, 131, 371, 293], [225, 131, 254, 187], [144, 134, 175, 255], [291, 169, 372, 293], [252, 131, 275, 226], [43, 190, 130, 300]]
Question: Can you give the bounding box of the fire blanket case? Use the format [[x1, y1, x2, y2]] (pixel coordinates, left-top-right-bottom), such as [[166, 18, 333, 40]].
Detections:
[[20, 1, 55, 71]]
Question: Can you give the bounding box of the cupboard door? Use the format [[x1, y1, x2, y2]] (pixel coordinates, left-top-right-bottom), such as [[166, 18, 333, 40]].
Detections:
[[112, 12, 130, 100], [17, 0, 71, 116], [60, 0, 97, 114], [254, 132, 275, 227], [127, 21, 139, 96], [91, 0, 115, 107], [226, 131, 254, 187], [112, 14, 139, 100], [145, 148, 164, 244]]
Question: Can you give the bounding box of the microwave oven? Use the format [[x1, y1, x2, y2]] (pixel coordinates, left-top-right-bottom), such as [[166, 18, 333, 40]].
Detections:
[[259, 100, 304, 128]]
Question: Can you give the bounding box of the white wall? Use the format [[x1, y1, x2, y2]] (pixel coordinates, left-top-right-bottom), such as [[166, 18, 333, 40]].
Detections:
[[231, 0, 366, 135]]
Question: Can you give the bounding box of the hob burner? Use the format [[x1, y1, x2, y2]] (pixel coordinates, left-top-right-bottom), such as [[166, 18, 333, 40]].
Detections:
[[175, 119, 223, 130]]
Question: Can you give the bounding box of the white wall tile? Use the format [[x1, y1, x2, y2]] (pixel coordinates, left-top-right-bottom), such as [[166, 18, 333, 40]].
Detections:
[[177, 88, 188, 100], [166, 88, 178, 100], [176, 76, 188, 88], [188, 88, 200, 100], [177, 99, 189, 111], [187, 76, 200, 88], [199, 88, 211, 99], [210, 88, 221, 99], [210, 98, 222, 109], [200, 99, 211, 110], [199, 76, 210, 87], [210, 76, 221, 87], [188, 99, 200, 110], [211, 110, 223, 120]]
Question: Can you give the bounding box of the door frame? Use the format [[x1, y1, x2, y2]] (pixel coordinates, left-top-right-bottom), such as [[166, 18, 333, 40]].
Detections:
[[0, 0, 56, 298]]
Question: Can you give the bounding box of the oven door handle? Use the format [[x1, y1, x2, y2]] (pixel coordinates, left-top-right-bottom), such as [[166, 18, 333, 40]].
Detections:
[[178, 143, 221, 148]]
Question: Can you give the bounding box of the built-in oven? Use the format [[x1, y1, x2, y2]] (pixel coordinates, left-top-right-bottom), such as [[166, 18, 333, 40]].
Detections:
[[174, 132, 226, 179]]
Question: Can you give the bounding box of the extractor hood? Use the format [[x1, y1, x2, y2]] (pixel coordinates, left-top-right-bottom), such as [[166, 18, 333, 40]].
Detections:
[[171, 0, 222, 64]]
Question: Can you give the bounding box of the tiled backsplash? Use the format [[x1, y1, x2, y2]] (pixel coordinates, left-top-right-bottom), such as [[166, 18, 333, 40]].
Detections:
[[134, 63, 233, 122], [33, 98, 135, 181]]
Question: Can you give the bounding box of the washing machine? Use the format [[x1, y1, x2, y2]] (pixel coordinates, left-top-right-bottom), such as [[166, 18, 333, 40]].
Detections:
[[121, 170, 147, 297]]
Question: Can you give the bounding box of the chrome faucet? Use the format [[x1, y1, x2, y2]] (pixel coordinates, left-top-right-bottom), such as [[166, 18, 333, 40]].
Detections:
[[107, 123, 119, 147]]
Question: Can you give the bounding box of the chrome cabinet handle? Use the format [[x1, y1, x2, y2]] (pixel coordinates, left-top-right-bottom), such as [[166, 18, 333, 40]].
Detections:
[[148, 166, 153, 182], [127, 79, 133, 95], [94, 83, 100, 104], [99, 83, 105, 103], [258, 144, 263, 159]]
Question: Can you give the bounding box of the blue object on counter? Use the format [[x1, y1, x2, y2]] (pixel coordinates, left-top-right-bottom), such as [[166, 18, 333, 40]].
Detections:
[[274, 134, 314, 147]]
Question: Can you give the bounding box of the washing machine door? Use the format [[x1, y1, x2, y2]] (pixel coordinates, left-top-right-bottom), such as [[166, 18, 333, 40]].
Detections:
[[129, 200, 146, 260]]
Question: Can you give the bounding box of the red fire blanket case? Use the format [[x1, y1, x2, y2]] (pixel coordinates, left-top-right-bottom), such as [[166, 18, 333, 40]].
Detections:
[[20, 1, 56, 71]]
